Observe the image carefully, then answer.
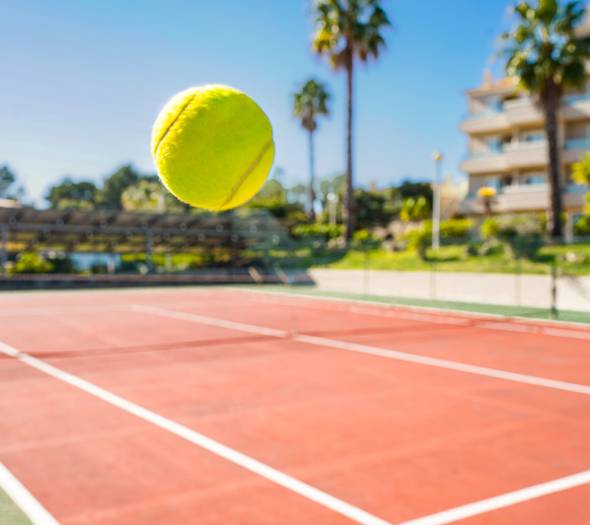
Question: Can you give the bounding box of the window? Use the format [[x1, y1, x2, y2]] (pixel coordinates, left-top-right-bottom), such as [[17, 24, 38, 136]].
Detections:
[[485, 137, 502, 153], [522, 174, 545, 185], [520, 130, 544, 142]]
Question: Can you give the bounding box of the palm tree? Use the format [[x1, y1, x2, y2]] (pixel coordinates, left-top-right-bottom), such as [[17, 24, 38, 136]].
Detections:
[[293, 79, 331, 221], [502, 0, 590, 239], [312, 0, 391, 242]]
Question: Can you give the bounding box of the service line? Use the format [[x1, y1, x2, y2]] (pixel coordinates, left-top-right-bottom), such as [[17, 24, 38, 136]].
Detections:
[[133, 305, 590, 396]]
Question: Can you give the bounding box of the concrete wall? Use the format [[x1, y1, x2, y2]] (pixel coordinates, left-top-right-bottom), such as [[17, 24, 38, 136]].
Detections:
[[308, 269, 590, 312]]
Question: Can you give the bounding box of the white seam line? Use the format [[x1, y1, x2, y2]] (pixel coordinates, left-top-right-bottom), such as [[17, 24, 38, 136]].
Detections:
[[132, 305, 590, 396], [0, 340, 391, 525], [228, 287, 590, 339], [0, 462, 60, 525], [396, 469, 590, 525]]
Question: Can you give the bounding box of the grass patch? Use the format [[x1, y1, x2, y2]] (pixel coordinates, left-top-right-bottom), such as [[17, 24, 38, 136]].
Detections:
[[0, 489, 32, 525], [314, 244, 590, 275]]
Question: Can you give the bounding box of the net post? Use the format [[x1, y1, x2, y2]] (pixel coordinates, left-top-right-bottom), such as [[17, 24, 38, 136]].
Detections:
[[549, 259, 558, 320]]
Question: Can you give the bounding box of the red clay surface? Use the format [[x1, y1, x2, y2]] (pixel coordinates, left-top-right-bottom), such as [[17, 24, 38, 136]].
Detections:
[[0, 287, 589, 524]]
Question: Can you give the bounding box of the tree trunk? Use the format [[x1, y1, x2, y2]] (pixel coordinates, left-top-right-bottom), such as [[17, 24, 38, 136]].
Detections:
[[542, 84, 564, 240], [308, 129, 316, 221], [344, 51, 354, 243]]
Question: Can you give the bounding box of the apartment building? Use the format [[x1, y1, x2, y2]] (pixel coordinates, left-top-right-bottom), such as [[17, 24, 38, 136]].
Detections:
[[459, 73, 588, 225]]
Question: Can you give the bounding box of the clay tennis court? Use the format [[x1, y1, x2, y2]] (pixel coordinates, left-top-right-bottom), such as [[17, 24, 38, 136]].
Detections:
[[1, 287, 589, 525]]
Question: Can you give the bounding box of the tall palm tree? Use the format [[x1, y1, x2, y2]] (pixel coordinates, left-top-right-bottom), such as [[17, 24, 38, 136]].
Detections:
[[312, 0, 390, 242], [502, 0, 590, 239], [293, 79, 331, 221]]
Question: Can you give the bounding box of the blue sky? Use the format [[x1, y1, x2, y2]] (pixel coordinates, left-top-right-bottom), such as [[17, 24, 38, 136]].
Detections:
[[1, 0, 513, 205]]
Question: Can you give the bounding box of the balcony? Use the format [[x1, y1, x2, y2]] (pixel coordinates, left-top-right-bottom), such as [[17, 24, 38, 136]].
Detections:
[[563, 138, 590, 163], [460, 110, 509, 134], [460, 183, 587, 214], [461, 94, 590, 134], [502, 98, 543, 126], [503, 140, 547, 168], [563, 93, 590, 121], [460, 141, 547, 174]]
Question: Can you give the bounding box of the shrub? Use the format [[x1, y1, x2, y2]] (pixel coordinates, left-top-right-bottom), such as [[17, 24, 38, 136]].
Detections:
[[351, 229, 381, 250], [480, 214, 545, 240], [575, 215, 590, 236], [440, 218, 474, 240], [480, 217, 499, 239], [478, 239, 506, 257], [404, 223, 431, 259], [404, 218, 474, 259], [11, 252, 53, 274], [46, 253, 75, 273], [291, 223, 344, 241], [480, 214, 545, 258]]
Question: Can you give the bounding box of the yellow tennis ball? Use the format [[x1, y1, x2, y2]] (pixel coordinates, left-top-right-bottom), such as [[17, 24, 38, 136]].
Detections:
[[151, 84, 274, 211]]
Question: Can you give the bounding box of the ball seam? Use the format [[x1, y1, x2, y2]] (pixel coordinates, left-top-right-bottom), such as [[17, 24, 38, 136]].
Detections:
[[217, 138, 274, 210], [153, 92, 197, 158]]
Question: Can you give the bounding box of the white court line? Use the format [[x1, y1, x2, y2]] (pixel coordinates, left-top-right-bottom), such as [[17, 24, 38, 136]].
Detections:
[[397, 469, 590, 525], [230, 287, 590, 340], [132, 305, 288, 338], [0, 341, 390, 525], [0, 462, 60, 525], [134, 305, 590, 397]]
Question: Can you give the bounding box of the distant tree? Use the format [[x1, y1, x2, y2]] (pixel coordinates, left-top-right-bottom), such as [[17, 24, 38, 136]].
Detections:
[[46, 178, 98, 210], [252, 178, 287, 204], [288, 183, 309, 206], [354, 188, 397, 228], [0, 165, 25, 201], [121, 180, 186, 213], [312, 0, 391, 241], [397, 180, 433, 207], [502, 0, 590, 238], [97, 164, 141, 210], [293, 78, 331, 220], [319, 173, 346, 205]]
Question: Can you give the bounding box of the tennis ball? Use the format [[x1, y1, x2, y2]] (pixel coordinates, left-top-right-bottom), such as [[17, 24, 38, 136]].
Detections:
[[151, 84, 274, 211]]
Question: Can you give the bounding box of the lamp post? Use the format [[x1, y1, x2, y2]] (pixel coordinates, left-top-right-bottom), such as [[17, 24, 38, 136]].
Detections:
[[432, 151, 443, 250], [327, 192, 337, 225]]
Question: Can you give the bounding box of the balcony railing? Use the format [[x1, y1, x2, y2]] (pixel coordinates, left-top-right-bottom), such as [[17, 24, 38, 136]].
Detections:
[[465, 139, 546, 159], [564, 93, 590, 104], [463, 108, 502, 120], [565, 137, 590, 150]]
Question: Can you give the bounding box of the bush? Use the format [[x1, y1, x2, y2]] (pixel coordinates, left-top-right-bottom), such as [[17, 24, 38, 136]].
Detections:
[[404, 219, 474, 259], [248, 201, 306, 222], [404, 224, 431, 258], [480, 214, 545, 258], [11, 252, 53, 274], [478, 239, 507, 257], [46, 253, 75, 273], [480, 214, 545, 240], [291, 223, 344, 241], [575, 215, 590, 236], [440, 218, 475, 240], [480, 217, 499, 239], [351, 229, 381, 250]]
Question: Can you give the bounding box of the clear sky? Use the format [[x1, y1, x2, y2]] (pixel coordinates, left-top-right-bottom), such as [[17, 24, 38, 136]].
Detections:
[[1, 0, 514, 205]]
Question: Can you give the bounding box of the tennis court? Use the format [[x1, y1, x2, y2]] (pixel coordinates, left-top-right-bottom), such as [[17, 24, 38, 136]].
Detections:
[[1, 286, 589, 524]]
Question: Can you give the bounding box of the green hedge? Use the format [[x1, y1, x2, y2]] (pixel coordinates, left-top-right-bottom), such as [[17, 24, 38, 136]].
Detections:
[[291, 223, 344, 241]]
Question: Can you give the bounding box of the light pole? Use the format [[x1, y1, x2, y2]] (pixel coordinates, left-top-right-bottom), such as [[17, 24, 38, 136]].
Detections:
[[327, 192, 337, 225], [432, 151, 443, 250]]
